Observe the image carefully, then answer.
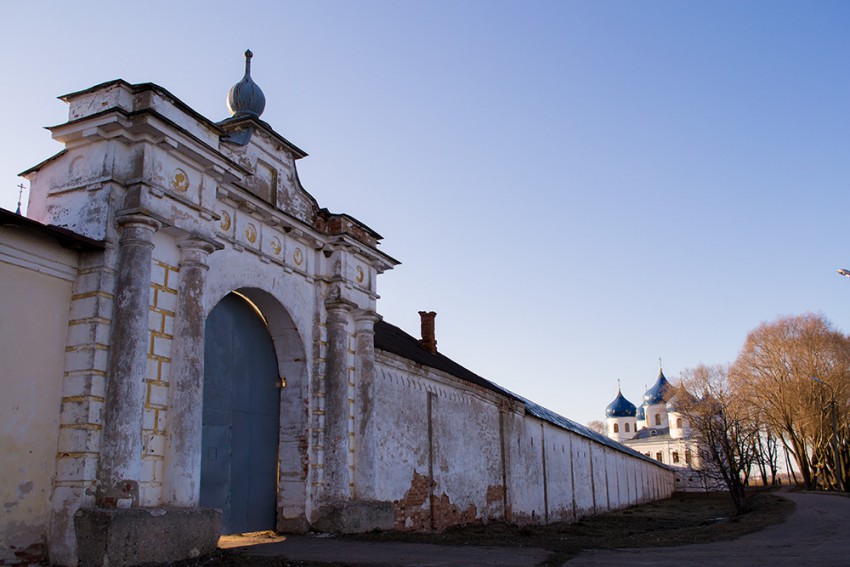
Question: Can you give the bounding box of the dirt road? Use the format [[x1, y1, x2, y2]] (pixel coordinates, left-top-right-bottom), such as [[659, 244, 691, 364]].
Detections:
[[567, 490, 850, 566]]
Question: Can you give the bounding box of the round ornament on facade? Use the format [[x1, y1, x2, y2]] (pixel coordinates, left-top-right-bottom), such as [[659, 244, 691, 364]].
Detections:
[[270, 237, 281, 255], [170, 168, 189, 193], [220, 211, 231, 231], [356, 266, 364, 283], [293, 247, 303, 266], [245, 223, 257, 244]]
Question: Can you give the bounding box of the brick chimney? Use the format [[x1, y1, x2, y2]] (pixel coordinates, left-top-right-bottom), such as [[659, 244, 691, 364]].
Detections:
[[418, 311, 437, 354]]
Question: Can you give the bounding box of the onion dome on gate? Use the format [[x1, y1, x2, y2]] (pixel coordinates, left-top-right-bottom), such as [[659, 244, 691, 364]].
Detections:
[[643, 369, 671, 405], [636, 404, 646, 421], [227, 50, 266, 118], [606, 389, 637, 418]]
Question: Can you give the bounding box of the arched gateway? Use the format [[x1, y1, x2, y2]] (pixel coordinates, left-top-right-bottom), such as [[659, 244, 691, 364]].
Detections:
[[198, 287, 312, 534], [200, 292, 281, 533]]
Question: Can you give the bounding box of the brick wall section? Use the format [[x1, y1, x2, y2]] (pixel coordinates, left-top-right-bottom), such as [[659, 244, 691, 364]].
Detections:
[[311, 322, 328, 492], [141, 259, 179, 505], [431, 493, 477, 532], [309, 321, 358, 497], [54, 262, 115, 497], [393, 471, 431, 531], [391, 472, 482, 532], [347, 332, 356, 492]]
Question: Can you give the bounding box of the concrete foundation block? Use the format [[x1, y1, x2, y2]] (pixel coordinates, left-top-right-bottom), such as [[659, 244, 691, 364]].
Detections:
[[74, 507, 220, 566], [277, 514, 310, 534], [312, 500, 394, 533]]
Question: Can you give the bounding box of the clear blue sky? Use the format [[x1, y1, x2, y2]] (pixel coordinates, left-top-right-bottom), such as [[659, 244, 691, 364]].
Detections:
[[2, 1, 848, 426]]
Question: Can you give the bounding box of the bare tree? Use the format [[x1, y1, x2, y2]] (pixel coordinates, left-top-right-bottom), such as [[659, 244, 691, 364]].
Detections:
[[753, 428, 781, 486], [587, 420, 606, 435], [675, 364, 757, 514], [730, 313, 850, 491]]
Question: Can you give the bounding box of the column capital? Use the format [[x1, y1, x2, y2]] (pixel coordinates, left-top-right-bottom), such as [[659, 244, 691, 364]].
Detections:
[[353, 310, 381, 333], [177, 235, 218, 253], [116, 213, 162, 232], [325, 297, 357, 314], [115, 213, 161, 249], [177, 236, 218, 271]]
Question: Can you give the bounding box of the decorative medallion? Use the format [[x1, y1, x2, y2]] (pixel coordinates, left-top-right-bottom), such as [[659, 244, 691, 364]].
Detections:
[[245, 223, 257, 244], [170, 168, 189, 193], [293, 247, 304, 266], [220, 211, 231, 231], [270, 237, 282, 255], [356, 266, 365, 283]]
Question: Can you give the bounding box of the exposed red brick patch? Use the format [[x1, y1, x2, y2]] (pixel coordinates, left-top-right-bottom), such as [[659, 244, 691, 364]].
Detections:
[[393, 471, 431, 531], [486, 484, 505, 505], [393, 471, 484, 532], [431, 493, 476, 531]]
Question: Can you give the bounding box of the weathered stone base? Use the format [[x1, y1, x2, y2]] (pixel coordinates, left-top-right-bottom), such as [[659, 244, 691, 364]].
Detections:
[[312, 500, 394, 533], [277, 514, 310, 534], [74, 507, 220, 566]]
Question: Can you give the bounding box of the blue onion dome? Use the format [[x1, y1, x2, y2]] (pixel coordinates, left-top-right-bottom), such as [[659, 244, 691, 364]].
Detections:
[[636, 404, 646, 421], [227, 50, 266, 118], [606, 389, 637, 418], [643, 369, 671, 405]]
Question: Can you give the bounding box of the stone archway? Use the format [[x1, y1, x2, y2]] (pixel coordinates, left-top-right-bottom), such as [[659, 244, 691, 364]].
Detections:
[[200, 288, 310, 534]]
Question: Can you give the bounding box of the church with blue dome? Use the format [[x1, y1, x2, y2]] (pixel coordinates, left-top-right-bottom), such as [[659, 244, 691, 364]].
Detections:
[[605, 367, 707, 489]]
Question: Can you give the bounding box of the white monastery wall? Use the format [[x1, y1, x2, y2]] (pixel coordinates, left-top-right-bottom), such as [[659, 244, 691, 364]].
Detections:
[[373, 351, 674, 531], [506, 411, 547, 522], [539, 424, 575, 522]]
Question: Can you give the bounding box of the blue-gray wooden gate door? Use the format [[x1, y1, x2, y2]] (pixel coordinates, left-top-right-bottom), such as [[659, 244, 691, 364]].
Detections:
[[200, 293, 280, 534]]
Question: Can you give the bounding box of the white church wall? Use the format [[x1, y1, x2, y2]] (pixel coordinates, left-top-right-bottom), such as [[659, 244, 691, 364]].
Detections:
[[644, 402, 669, 429]]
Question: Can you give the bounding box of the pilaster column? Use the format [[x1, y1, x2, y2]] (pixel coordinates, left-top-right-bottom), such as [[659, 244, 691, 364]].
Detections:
[[323, 297, 355, 500], [97, 213, 161, 507], [162, 237, 217, 506], [352, 311, 380, 499]]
